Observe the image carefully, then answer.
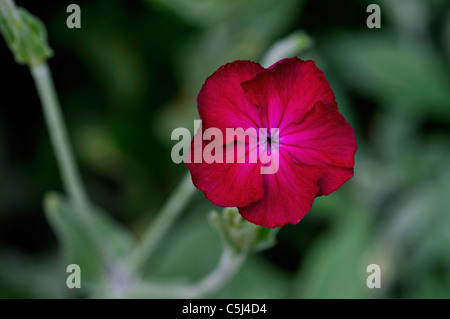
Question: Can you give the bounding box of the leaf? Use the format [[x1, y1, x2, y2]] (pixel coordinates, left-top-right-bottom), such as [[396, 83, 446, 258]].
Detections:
[[292, 206, 372, 298], [326, 33, 450, 118], [261, 30, 313, 67], [145, 204, 222, 281], [0, 251, 73, 298], [212, 255, 290, 298], [43, 192, 135, 288]]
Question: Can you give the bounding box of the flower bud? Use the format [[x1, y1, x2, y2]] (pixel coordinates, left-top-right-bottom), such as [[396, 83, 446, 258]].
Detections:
[[209, 207, 279, 254]]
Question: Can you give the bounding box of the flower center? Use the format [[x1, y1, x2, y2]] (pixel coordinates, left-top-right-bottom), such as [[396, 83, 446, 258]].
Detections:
[[266, 132, 273, 155], [260, 129, 279, 156]]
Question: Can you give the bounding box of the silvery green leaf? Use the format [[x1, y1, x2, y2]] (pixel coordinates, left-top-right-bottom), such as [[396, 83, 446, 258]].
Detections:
[[43, 192, 135, 289]]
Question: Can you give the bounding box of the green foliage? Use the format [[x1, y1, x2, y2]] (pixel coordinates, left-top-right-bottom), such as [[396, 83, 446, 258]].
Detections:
[[150, 0, 305, 144], [143, 204, 288, 298], [326, 33, 450, 118], [0, 0, 52, 66], [292, 206, 372, 298], [0, 252, 71, 298], [44, 192, 135, 290]]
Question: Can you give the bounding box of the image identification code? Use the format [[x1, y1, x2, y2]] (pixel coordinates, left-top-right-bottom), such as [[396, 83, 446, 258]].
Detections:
[[182, 303, 267, 316]]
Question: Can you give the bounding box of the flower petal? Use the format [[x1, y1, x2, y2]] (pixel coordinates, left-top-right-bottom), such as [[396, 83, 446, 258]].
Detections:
[[198, 61, 264, 140], [241, 57, 337, 130], [282, 102, 357, 196], [186, 131, 263, 207], [238, 149, 322, 228]]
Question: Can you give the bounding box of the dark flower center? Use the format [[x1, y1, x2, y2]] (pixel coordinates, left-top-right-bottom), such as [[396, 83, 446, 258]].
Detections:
[[266, 132, 273, 155], [267, 136, 272, 149]]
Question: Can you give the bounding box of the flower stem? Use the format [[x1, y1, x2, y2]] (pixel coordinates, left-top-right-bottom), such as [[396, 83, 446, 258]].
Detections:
[[129, 248, 246, 298], [129, 173, 196, 273], [31, 63, 117, 267], [187, 248, 245, 298], [31, 63, 89, 211]]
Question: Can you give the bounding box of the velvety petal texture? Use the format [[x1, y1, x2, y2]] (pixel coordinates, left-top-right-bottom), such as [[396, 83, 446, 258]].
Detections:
[[241, 58, 337, 129], [197, 61, 264, 140], [282, 102, 357, 196], [239, 150, 322, 228], [186, 132, 263, 207], [186, 57, 357, 228]]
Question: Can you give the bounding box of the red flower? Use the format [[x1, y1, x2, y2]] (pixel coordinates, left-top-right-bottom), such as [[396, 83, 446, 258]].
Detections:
[[186, 57, 357, 228]]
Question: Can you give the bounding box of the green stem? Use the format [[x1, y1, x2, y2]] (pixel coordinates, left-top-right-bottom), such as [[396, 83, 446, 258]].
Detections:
[[129, 173, 196, 273], [187, 248, 245, 298], [31, 63, 89, 210], [129, 248, 246, 298], [31, 63, 117, 266]]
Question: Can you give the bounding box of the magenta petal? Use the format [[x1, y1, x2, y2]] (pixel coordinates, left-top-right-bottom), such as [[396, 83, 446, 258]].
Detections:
[[238, 149, 322, 228], [282, 102, 357, 196], [198, 61, 264, 139], [241, 57, 337, 130], [186, 133, 263, 207]]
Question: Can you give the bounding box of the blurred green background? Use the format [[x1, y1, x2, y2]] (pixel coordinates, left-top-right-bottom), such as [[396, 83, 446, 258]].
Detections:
[[0, 0, 449, 298]]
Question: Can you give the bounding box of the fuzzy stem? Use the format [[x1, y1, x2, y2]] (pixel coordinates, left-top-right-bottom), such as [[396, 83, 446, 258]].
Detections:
[[129, 248, 246, 298], [129, 173, 196, 273], [31, 63, 90, 210], [32, 63, 120, 269]]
